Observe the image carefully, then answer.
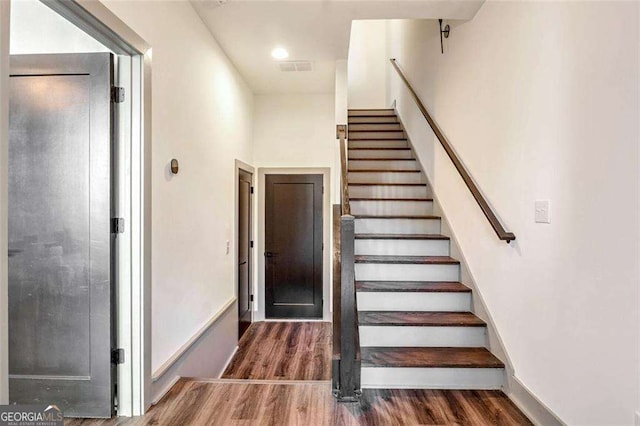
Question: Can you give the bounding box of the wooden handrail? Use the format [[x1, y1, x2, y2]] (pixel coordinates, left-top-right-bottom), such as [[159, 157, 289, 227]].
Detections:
[[337, 125, 351, 215], [390, 59, 516, 243]]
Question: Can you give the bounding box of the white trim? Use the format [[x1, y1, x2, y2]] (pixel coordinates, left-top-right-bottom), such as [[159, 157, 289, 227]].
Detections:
[[219, 346, 239, 378], [234, 160, 255, 328], [508, 375, 565, 426], [151, 375, 181, 406], [0, 0, 10, 406], [256, 167, 332, 322], [181, 378, 331, 385], [152, 297, 237, 382]]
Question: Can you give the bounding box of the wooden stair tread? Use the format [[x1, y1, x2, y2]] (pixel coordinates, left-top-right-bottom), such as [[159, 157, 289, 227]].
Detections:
[[348, 169, 420, 173], [348, 148, 410, 151], [355, 255, 459, 265], [350, 198, 433, 202], [356, 281, 471, 293], [355, 215, 440, 219], [349, 138, 407, 141], [355, 233, 447, 240], [349, 183, 427, 186], [349, 158, 416, 161], [361, 347, 504, 368], [359, 311, 485, 327]]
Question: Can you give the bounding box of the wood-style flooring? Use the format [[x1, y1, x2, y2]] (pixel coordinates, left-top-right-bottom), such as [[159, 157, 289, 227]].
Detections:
[[65, 322, 532, 425], [66, 379, 532, 425], [222, 321, 332, 381]]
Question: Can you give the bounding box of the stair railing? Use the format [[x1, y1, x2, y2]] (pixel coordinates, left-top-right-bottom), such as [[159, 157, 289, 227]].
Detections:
[[332, 124, 361, 402], [390, 59, 516, 243]]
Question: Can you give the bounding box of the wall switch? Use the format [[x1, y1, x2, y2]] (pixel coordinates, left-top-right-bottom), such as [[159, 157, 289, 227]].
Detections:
[[225, 240, 230, 255], [535, 200, 551, 223]]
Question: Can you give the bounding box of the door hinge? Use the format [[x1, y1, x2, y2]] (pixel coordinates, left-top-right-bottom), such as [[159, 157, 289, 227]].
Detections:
[[111, 218, 125, 234], [250, 241, 254, 248], [250, 186, 254, 194], [111, 86, 125, 103], [112, 348, 125, 365], [250, 294, 254, 302]]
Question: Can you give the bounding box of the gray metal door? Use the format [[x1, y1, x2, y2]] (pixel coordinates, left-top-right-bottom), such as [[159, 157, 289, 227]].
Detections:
[[8, 53, 115, 418]]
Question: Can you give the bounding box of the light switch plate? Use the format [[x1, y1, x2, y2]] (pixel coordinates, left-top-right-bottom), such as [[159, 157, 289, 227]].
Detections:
[[535, 200, 551, 223]]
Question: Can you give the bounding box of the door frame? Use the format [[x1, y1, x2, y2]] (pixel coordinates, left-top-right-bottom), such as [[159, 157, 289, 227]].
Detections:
[[0, 0, 152, 416], [234, 160, 255, 335], [256, 168, 331, 322]]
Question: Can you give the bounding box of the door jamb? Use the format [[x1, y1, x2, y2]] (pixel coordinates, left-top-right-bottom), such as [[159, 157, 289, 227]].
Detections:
[[235, 160, 255, 333], [0, 0, 152, 416], [256, 167, 331, 322]]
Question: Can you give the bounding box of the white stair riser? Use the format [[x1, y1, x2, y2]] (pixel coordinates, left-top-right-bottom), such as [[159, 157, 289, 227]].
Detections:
[[355, 218, 441, 234], [357, 292, 471, 312], [355, 239, 449, 256], [361, 367, 504, 390], [350, 131, 405, 140], [349, 116, 398, 124], [349, 140, 408, 148], [349, 123, 402, 131], [349, 185, 430, 199], [349, 160, 418, 171], [359, 326, 486, 347], [350, 200, 433, 216], [348, 172, 424, 184], [355, 263, 459, 282], [349, 150, 413, 159], [349, 110, 395, 117]]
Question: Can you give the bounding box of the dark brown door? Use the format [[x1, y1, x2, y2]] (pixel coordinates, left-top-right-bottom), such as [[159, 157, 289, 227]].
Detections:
[[265, 174, 323, 318], [238, 169, 253, 338]]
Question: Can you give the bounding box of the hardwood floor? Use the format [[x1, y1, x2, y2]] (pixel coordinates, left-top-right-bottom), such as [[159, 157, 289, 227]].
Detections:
[[65, 322, 531, 425], [222, 322, 332, 381], [65, 379, 532, 425]]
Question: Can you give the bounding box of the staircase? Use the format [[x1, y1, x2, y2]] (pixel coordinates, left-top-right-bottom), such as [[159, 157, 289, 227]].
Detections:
[[347, 108, 505, 389]]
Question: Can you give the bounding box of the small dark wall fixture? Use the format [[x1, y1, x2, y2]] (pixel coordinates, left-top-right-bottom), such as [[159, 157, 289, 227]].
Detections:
[[439, 19, 450, 54], [170, 159, 179, 175]]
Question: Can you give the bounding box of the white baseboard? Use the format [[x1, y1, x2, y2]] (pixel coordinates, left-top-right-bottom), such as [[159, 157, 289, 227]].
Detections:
[[219, 345, 239, 377], [151, 375, 181, 406], [150, 298, 238, 404], [508, 376, 565, 426]]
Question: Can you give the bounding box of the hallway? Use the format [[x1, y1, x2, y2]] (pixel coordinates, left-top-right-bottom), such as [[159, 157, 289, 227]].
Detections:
[[66, 322, 531, 425], [222, 322, 332, 381]]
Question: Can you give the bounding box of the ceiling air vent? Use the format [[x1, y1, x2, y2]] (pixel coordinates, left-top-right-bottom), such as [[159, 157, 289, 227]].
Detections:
[[279, 61, 314, 72]]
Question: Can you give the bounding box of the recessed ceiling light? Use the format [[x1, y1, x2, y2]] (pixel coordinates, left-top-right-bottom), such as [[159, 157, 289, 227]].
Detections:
[[271, 47, 289, 60]]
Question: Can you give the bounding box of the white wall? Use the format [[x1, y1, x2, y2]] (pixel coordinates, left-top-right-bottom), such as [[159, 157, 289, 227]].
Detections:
[[386, 2, 639, 425], [253, 93, 336, 188], [252, 93, 336, 320], [347, 20, 388, 109], [0, 0, 10, 406], [102, 0, 254, 375], [10, 0, 109, 54]]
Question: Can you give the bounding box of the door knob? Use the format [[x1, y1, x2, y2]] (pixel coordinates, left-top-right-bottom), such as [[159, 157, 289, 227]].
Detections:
[[264, 252, 277, 258]]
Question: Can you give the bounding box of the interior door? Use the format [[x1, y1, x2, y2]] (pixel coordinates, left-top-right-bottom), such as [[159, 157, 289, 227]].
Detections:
[[238, 169, 253, 338], [8, 53, 116, 418], [265, 174, 323, 319]]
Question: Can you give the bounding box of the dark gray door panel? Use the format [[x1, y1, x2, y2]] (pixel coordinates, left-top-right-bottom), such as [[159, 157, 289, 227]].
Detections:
[[8, 53, 115, 418]]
